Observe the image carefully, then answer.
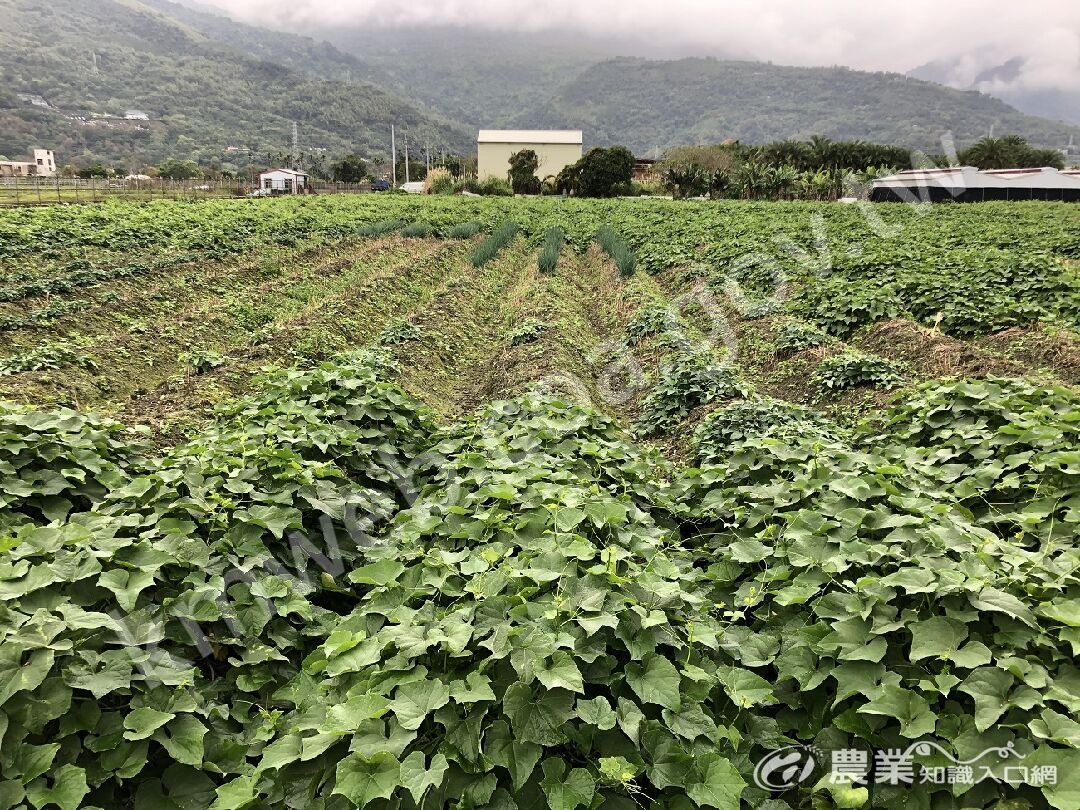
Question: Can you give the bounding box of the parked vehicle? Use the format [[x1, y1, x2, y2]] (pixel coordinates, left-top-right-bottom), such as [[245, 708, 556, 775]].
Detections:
[[401, 181, 424, 194], [370, 179, 391, 192]]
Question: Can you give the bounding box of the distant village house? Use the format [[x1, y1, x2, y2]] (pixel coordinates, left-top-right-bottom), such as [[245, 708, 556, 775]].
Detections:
[[0, 149, 57, 178], [124, 110, 150, 121], [258, 168, 308, 194]]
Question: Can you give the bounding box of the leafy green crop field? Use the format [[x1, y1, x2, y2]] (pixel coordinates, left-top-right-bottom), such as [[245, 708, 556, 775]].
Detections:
[[0, 196, 1078, 810]]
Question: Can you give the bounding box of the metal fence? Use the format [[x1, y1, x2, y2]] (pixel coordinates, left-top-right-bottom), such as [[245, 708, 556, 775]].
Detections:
[[0, 177, 375, 207]]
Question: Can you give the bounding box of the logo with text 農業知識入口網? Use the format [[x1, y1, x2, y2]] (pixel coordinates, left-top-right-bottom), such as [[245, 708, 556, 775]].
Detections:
[[752, 741, 1057, 791]]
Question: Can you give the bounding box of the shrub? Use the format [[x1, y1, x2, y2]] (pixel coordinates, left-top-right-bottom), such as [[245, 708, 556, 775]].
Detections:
[[378, 319, 422, 346], [537, 226, 565, 274], [180, 349, 225, 375], [508, 318, 547, 346], [625, 304, 682, 347], [423, 167, 454, 194], [464, 177, 514, 197], [0, 341, 96, 375], [471, 221, 519, 268], [774, 318, 830, 354], [481, 177, 514, 196], [693, 396, 841, 464], [662, 163, 709, 199], [330, 154, 369, 183], [596, 225, 636, 278], [815, 350, 905, 391], [636, 351, 750, 434]]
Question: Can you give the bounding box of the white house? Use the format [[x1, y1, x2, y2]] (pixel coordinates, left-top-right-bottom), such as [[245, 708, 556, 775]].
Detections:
[[257, 168, 308, 194], [124, 110, 150, 121]]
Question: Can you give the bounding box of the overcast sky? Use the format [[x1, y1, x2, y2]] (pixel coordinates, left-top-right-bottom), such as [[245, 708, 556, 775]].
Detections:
[[198, 0, 1080, 93]]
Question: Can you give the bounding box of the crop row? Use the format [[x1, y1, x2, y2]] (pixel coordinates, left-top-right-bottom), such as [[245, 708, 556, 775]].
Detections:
[[0, 348, 1076, 810]]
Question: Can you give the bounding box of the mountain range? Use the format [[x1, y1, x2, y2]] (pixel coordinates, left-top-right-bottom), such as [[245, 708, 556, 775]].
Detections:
[[0, 0, 1077, 169]]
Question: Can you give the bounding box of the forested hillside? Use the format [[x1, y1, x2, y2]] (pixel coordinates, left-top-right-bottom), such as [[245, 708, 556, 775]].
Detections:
[[0, 0, 471, 168], [515, 57, 1080, 153]]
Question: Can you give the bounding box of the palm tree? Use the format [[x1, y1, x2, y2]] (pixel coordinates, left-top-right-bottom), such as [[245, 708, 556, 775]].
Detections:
[[959, 137, 1011, 169], [808, 135, 835, 171], [763, 140, 812, 172], [661, 163, 707, 199]]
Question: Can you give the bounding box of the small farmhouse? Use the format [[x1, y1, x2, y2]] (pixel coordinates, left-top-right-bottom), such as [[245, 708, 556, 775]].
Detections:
[[0, 149, 56, 178], [257, 168, 308, 194], [871, 166, 1080, 202], [477, 130, 583, 181], [633, 157, 659, 181]]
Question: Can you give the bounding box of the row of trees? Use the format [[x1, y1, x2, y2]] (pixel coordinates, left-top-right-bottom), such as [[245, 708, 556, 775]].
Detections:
[[662, 162, 861, 201], [751, 137, 911, 173], [956, 135, 1065, 170], [660, 137, 911, 178], [657, 134, 1068, 200], [657, 138, 906, 201]]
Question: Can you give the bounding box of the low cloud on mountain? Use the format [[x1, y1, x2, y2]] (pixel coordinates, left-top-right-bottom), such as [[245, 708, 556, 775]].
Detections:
[[197, 0, 1080, 98]]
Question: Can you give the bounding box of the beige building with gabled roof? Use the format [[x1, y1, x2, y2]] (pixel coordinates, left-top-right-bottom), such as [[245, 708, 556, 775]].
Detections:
[[477, 130, 583, 182]]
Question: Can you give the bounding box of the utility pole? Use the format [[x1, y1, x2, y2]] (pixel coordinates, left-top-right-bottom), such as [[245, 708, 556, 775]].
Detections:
[[391, 125, 397, 188], [404, 130, 410, 184], [291, 122, 300, 170]]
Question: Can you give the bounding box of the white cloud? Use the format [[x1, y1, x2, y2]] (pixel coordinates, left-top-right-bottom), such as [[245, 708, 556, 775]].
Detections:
[[196, 0, 1080, 92]]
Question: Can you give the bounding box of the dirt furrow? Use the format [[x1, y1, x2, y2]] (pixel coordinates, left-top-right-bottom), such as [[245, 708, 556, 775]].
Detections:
[[0, 237, 409, 411], [118, 239, 466, 438], [388, 238, 535, 419]]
